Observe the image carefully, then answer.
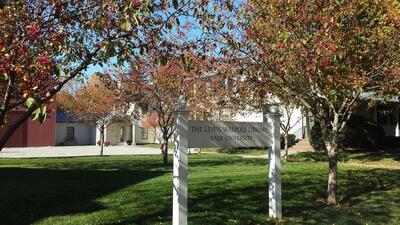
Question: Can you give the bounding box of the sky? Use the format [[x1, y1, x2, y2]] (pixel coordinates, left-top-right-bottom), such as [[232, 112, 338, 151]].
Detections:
[[85, 64, 105, 77]]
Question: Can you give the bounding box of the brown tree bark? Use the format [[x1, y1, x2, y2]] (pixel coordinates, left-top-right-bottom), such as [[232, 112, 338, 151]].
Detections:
[[319, 114, 340, 205], [327, 146, 338, 205], [162, 132, 169, 166], [284, 131, 289, 160], [0, 71, 14, 127], [99, 124, 105, 156]]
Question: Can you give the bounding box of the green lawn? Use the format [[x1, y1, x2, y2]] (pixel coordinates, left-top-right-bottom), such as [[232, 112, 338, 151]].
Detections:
[[136, 142, 175, 149], [0, 153, 399, 225]]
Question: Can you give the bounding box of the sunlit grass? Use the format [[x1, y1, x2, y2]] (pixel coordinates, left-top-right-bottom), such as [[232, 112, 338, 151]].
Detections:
[[0, 153, 399, 224]]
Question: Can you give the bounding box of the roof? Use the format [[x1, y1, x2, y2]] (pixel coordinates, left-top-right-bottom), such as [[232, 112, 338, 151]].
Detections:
[[56, 113, 82, 123], [359, 92, 399, 103], [56, 112, 132, 124]]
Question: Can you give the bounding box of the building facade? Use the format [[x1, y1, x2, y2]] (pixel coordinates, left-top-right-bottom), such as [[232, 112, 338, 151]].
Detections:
[[0, 109, 56, 147]]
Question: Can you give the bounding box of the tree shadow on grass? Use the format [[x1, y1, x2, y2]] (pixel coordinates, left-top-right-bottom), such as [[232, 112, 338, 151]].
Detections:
[[347, 151, 400, 162], [4, 155, 399, 225], [126, 167, 400, 225], [283, 168, 400, 224], [0, 168, 166, 225]]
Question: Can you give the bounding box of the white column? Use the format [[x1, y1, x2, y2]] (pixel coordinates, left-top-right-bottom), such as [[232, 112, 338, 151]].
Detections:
[[104, 126, 108, 143], [265, 103, 282, 219], [173, 97, 190, 225], [132, 121, 138, 145], [396, 109, 400, 137]]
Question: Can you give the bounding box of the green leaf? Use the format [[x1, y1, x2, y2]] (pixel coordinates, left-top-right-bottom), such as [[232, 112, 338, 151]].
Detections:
[[172, 0, 178, 9], [121, 21, 132, 32], [226, 1, 233, 11], [31, 105, 47, 123], [55, 66, 62, 77], [31, 108, 41, 121], [123, 3, 130, 12], [25, 97, 36, 109], [166, 22, 173, 30], [105, 45, 116, 58], [38, 106, 47, 123], [39, 112, 47, 123]]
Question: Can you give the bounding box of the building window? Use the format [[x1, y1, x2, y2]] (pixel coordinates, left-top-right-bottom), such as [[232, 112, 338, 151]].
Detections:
[[120, 126, 125, 142], [141, 127, 148, 139], [66, 127, 75, 141]]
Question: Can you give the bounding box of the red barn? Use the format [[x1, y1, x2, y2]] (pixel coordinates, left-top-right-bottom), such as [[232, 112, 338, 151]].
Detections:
[[0, 104, 56, 148]]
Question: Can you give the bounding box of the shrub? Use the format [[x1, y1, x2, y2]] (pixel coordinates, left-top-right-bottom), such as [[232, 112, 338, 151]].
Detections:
[[309, 122, 328, 151], [341, 115, 385, 148], [309, 115, 385, 151], [281, 134, 298, 149]]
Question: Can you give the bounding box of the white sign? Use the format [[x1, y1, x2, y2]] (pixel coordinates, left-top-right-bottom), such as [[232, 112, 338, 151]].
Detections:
[[188, 121, 272, 148], [172, 101, 282, 225]]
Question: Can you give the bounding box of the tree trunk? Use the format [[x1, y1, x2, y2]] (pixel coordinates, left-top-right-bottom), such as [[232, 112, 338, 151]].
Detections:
[[99, 125, 105, 156], [305, 111, 311, 138], [327, 146, 338, 205], [284, 132, 289, 160], [319, 117, 340, 205], [0, 71, 14, 127], [162, 133, 168, 166]]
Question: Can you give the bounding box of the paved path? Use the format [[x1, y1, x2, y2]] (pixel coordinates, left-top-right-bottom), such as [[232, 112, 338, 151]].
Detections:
[[0, 145, 311, 159], [0, 145, 162, 158]]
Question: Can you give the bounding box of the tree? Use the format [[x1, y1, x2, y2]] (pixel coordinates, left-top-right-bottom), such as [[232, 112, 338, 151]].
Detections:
[[0, 0, 193, 150], [206, 0, 400, 204], [279, 102, 302, 160], [120, 50, 212, 166], [56, 90, 74, 113], [140, 112, 164, 145], [59, 73, 119, 155]]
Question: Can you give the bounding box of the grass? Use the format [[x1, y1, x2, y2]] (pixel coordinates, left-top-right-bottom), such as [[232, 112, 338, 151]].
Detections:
[[136, 142, 174, 149], [0, 153, 399, 225], [289, 150, 400, 169], [139, 143, 268, 156]]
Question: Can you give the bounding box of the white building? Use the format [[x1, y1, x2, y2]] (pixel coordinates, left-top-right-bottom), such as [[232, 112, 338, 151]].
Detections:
[[95, 119, 158, 146], [232, 107, 306, 140], [56, 113, 159, 146], [56, 113, 96, 146]]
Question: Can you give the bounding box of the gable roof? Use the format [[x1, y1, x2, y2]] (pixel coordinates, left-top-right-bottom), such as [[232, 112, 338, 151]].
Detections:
[[56, 113, 83, 123]]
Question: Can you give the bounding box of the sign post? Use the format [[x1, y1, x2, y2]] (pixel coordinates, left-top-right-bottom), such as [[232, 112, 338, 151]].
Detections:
[[265, 103, 282, 219], [172, 98, 282, 224], [172, 97, 189, 225]]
